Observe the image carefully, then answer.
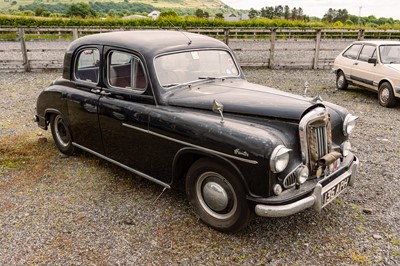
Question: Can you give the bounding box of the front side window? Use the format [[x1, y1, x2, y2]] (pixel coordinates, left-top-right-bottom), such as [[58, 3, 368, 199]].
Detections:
[[75, 48, 100, 83], [342, 44, 362, 60], [154, 50, 240, 88], [108, 51, 147, 91], [358, 45, 376, 62], [379, 45, 400, 64]]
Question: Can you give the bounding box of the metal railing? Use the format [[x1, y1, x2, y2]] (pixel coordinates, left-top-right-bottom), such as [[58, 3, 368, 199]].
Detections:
[[1, 27, 399, 72]]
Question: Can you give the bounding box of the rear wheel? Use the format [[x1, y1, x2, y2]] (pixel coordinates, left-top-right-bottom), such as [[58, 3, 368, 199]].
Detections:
[[185, 158, 251, 233], [378, 82, 396, 108], [50, 114, 76, 155], [336, 71, 348, 90]]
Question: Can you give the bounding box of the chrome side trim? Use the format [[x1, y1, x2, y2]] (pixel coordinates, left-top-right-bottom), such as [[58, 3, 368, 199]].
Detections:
[[122, 123, 258, 165], [72, 142, 171, 189]]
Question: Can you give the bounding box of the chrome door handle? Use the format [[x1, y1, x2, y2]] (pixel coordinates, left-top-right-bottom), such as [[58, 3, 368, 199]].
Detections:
[[100, 91, 112, 96], [91, 89, 101, 94]]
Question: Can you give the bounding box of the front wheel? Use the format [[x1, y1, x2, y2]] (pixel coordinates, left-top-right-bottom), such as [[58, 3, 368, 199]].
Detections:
[[50, 114, 76, 155], [378, 82, 396, 108], [185, 158, 251, 233], [336, 71, 349, 90]]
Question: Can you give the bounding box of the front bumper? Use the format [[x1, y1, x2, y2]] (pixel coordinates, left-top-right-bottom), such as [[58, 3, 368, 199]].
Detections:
[[255, 155, 359, 218], [34, 114, 48, 130]]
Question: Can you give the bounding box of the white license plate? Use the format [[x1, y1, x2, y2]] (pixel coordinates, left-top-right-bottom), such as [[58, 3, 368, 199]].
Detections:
[[322, 176, 350, 207]]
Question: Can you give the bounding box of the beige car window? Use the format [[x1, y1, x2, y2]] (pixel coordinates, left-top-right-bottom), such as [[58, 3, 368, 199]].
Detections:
[[358, 45, 376, 62], [343, 44, 362, 60]]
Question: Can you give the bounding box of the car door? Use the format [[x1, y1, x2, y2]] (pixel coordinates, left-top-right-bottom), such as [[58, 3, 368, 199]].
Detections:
[[98, 49, 172, 184], [349, 44, 379, 90], [66, 46, 104, 154], [338, 43, 363, 82]]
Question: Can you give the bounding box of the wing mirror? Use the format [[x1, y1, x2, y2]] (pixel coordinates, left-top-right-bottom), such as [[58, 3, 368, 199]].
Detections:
[[368, 58, 377, 66]]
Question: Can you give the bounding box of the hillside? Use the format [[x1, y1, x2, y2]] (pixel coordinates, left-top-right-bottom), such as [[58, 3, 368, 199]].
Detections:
[[0, 0, 233, 12]]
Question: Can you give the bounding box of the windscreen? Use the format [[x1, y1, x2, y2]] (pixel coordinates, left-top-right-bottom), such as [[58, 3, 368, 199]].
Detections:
[[154, 50, 240, 88]]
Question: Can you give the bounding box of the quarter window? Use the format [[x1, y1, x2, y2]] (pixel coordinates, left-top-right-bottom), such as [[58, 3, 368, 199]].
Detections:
[[108, 51, 146, 91], [75, 48, 100, 83], [342, 44, 362, 60]]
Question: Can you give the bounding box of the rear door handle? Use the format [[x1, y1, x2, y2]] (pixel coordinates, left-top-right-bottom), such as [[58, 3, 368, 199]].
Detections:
[[100, 91, 112, 96], [91, 89, 101, 94]]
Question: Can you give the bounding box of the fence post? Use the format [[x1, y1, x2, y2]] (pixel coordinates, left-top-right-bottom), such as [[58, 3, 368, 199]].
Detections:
[[313, 29, 322, 69], [18, 28, 30, 72], [269, 28, 276, 69], [357, 29, 365, 41], [72, 28, 79, 40], [224, 28, 229, 45]]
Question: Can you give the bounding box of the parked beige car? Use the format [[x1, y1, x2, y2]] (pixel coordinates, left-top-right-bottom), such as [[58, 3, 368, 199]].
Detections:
[[333, 41, 400, 107]]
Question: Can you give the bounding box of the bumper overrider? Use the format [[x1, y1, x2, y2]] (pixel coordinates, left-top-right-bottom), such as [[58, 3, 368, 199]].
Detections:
[[254, 153, 359, 218]]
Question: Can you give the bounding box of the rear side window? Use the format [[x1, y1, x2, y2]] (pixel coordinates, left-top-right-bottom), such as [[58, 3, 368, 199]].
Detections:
[[342, 44, 362, 60], [358, 45, 376, 62], [74, 48, 100, 83], [108, 51, 147, 92]]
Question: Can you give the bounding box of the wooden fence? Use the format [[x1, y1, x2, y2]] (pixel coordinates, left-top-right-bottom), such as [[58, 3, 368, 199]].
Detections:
[[1, 27, 400, 72]]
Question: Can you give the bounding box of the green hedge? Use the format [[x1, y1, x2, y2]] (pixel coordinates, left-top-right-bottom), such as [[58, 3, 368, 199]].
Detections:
[[1, 14, 400, 29], [0, 14, 328, 28]]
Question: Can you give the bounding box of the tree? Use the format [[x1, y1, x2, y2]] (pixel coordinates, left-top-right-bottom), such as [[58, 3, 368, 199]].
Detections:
[[291, 7, 297, 20], [248, 8, 259, 19], [195, 9, 208, 18], [283, 5, 290, 19], [215, 13, 224, 19], [66, 2, 97, 18], [159, 10, 179, 18], [274, 5, 283, 18], [322, 8, 349, 23]]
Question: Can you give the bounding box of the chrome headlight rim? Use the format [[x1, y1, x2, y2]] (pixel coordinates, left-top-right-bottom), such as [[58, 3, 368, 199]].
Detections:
[[343, 114, 358, 136], [270, 144, 291, 173]]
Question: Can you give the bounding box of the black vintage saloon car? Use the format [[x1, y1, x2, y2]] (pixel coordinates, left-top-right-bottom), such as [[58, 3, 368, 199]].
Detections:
[[35, 30, 359, 232]]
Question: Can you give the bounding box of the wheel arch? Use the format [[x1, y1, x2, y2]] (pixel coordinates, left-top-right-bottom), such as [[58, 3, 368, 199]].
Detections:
[[378, 79, 393, 89], [171, 147, 250, 194]]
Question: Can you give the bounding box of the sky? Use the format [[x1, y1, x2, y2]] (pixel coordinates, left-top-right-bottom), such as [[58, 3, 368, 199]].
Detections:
[[221, 0, 400, 20]]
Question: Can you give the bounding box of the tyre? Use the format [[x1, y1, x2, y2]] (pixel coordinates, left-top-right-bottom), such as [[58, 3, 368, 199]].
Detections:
[[336, 71, 348, 90], [50, 114, 76, 155], [185, 158, 251, 233], [378, 82, 396, 108]]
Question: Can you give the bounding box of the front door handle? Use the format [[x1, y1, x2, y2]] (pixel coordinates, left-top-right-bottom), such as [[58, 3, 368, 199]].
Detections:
[[91, 89, 101, 94]]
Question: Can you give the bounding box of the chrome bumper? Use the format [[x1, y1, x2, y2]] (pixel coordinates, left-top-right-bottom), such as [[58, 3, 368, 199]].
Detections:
[[255, 156, 359, 218]]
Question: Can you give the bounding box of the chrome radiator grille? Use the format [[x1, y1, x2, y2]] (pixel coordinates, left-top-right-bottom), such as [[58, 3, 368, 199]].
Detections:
[[314, 126, 329, 160], [299, 107, 332, 175]]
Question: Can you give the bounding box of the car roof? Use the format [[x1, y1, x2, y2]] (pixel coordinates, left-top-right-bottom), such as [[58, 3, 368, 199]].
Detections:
[[351, 40, 400, 46], [66, 30, 229, 57]]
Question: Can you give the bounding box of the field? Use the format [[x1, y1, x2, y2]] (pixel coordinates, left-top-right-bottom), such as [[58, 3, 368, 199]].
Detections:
[[0, 0, 226, 11]]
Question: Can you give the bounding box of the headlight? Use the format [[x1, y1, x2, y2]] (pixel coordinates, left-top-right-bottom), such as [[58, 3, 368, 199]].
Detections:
[[270, 145, 291, 173], [343, 114, 358, 136]]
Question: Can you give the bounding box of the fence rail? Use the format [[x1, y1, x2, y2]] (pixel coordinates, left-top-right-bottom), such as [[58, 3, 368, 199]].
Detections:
[[1, 27, 400, 72]]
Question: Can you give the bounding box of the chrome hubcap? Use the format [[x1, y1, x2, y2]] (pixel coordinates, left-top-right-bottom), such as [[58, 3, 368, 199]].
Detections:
[[381, 88, 389, 103], [202, 182, 229, 212], [195, 172, 237, 219]]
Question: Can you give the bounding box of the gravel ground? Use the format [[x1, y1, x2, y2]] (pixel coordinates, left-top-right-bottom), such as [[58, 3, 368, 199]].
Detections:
[[0, 69, 399, 265]]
